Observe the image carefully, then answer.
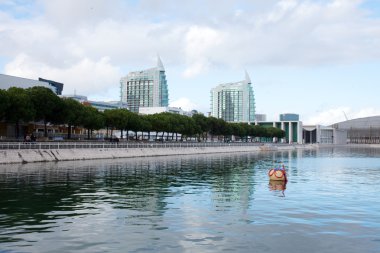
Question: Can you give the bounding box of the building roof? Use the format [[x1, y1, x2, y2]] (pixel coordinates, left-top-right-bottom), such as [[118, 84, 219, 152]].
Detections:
[[157, 55, 165, 71], [0, 73, 57, 92], [332, 116, 380, 129]]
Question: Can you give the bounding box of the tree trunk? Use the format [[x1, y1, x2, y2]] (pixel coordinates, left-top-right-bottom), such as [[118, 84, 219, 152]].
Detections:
[[120, 129, 123, 139], [67, 124, 72, 139], [44, 119, 48, 138], [15, 120, 20, 139], [87, 128, 90, 140]]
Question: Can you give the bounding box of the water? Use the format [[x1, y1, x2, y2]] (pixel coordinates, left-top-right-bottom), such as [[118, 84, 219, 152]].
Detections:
[[0, 147, 380, 253]]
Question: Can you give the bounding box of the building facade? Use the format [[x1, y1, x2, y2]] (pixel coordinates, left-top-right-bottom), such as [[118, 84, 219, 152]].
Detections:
[[257, 120, 303, 144], [331, 116, 380, 144], [62, 94, 127, 112], [139, 106, 196, 117], [120, 57, 169, 113], [0, 74, 63, 95], [303, 125, 347, 144], [210, 71, 255, 123], [280, 113, 299, 121], [255, 114, 267, 122]]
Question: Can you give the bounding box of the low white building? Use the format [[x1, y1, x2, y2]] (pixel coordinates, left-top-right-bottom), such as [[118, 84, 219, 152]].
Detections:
[[303, 125, 347, 144], [139, 107, 195, 117], [0, 74, 63, 95]]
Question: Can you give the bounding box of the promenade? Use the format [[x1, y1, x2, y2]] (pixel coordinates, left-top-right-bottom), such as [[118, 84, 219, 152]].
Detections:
[[0, 141, 300, 164]]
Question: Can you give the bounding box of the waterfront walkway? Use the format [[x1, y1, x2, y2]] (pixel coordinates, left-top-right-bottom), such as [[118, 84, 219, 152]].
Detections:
[[0, 141, 292, 164], [0, 141, 268, 150]]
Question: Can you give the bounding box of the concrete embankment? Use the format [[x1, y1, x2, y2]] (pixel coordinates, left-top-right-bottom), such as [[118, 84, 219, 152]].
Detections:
[[0, 145, 303, 164]]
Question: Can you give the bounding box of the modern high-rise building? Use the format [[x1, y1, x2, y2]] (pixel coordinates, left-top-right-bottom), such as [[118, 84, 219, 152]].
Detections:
[[120, 56, 169, 113], [210, 71, 255, 123]]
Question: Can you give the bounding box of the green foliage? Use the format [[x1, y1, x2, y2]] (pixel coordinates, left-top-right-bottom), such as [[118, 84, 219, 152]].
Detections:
[[62, 98, 85, 126], [4, 87, 35, 124], [82, 106, 105, 131], [0, 87, 287, 142], [27, 86, 63, 137], [0, 89, 10, 120]]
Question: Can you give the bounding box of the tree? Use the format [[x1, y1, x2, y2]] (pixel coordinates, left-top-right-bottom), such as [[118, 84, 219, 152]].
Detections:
[[149, 113, 169, 140], [82, 106, 105, 139], [0, 89, 9, 120], [103, 109, 129, 139], [192, 113, 210, 141], [126, 112, 141, 141], [209, 117, 227, 141], [139, 115, 152, 140], [5, 87, 35, 138], [27, 86, 62, 137], [62, 98, 85, 139]]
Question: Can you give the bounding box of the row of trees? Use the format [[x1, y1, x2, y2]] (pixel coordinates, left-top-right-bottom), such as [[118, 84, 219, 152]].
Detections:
[[0, 86, 285, 141]]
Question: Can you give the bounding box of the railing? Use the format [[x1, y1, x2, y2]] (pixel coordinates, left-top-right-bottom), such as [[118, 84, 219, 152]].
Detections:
[[0, 141, 266, 150]]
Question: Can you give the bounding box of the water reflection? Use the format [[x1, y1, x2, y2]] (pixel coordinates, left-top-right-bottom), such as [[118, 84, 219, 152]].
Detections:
[[268, 180, 287, 194], [0, 154, 261, 248], [0, 148, 380, 253]]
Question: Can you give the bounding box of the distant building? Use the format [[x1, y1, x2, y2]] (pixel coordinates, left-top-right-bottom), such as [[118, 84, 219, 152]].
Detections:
[[210, 71, 255, 123], [38, 78, 64, 95], [256, 120, 303, 144], [120, 56, 169, 113], [255, 114, 267, 122], [62, 95, 127, 112], [303, 125, 347, 144], [331, 116, 380, 144], [139, 106, 195, 117], [280, 113, 299, 121], [0, 74, 64, 95]]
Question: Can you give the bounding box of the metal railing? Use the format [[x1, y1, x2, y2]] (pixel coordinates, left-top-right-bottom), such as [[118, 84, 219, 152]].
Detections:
[[0, 141, 266, 150]]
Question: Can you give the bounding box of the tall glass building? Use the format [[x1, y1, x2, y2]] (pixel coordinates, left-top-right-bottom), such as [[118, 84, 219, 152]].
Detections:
[[210, 71, 255, 123], [120, 57, 169, 113]]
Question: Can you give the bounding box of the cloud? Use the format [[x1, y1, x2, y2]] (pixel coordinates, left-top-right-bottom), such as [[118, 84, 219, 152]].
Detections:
[[304, 107, 380, 126], [169, 97, 197, 111], [5, 54, 122, 97], [183, 26, 225, 78], [0, 0, 380, 100]]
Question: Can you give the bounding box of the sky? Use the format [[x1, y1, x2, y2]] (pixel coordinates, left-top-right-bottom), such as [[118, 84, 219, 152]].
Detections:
[[1, 0, 380, 125]]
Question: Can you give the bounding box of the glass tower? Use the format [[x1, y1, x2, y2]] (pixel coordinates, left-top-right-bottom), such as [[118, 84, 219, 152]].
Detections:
[[120, 57, 169, 113], [210, 71, 255, 123]]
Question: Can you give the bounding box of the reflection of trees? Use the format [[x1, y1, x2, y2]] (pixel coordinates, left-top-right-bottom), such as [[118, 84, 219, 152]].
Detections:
[[0, 154, 260, 240], [0, 166, 98, 233]]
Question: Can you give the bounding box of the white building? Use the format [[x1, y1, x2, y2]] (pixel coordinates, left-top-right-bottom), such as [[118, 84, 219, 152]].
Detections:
[[210, 71, 255, 123], [139, 106, 195, 117], [120, 56, 169, 113], [303, 125, 347, 144], [0, 74, 63, 95], [62, 95, 127, 112]]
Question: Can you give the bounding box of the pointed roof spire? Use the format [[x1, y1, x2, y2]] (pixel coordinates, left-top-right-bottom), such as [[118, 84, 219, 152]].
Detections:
[[157, 54, 165, 71], [245, 70, 251, 84]]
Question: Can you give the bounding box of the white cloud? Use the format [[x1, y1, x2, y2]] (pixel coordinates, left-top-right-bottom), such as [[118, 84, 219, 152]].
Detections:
[[1, 1, 379, 71], [304, 107, 380, 126], [183, 26, 225, 78], [169, 97, 197, 111], [1, 0, 380, 105], [5, 54, 121, 97]]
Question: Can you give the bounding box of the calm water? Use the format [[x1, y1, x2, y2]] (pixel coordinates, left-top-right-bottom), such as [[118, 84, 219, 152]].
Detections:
[[1, 147, 380, 253]]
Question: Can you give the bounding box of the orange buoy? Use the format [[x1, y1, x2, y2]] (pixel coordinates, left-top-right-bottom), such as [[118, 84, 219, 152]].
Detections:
[[268, 168, 287, 181]]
